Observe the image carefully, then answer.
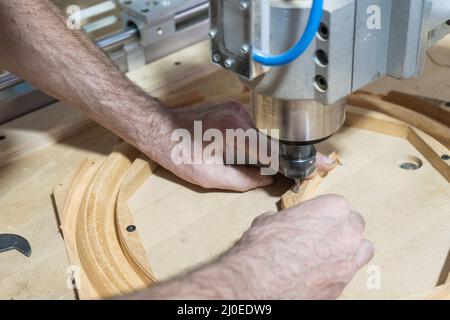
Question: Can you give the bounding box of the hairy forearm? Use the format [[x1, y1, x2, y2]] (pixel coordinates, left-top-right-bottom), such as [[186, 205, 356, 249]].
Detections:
[[0, 0, 171, 159], [127, 252, 262, 300]]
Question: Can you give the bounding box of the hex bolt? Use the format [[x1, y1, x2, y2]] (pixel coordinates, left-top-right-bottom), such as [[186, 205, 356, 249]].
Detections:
[[208, 28, 218, 39], [240, 44, 250, 55], [213, 54, 221, 63], [239, 1, 250, 11], [224, 58, 235, 68]]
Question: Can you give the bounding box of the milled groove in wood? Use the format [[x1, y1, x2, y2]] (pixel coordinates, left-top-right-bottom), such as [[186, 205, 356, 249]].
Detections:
[[55, 93, 449, 299], [383, 91, 450, 127], [116, 156, 159, 284], [345, 112, 450, 183], [348, 93, 450, 149], [76, 143, 149, 297], [345, 112, 410, 139], [407, 128, 450, 183], [54, 160, 101, 299]]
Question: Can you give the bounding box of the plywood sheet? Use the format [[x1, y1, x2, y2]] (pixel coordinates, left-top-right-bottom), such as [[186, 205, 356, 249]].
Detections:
[[129, 126, 450, 299]]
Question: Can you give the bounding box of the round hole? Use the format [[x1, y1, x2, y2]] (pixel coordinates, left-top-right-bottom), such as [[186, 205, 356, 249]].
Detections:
[[446, 20, 450, 27], [174, 61, 181, 66], [445, 102, 450, 107], [314, 75, 328, 92], [314, 50, 329, 67], [397, 155, 423, 171], [141, 8, 150, 13], [0, 135, 5, 140], [126, 225, 137, 232], [318, 23, 329, 40], [441, 154, 450, 161], [124, 0, 132, 4]]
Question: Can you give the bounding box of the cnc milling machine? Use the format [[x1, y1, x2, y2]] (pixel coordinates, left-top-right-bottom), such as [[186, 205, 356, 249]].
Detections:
[[0, 0, 449, 183]]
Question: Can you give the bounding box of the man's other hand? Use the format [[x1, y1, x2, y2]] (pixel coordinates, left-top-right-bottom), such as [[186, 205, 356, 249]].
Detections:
[[224, 194, 375, 299]]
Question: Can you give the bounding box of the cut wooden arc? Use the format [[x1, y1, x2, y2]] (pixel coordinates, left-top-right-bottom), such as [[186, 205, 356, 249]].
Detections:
[[282, 94, 450, 208], [116, 156, 159, 283], [53, 159, 101, 299], [348, 93, 450, 149], [54, 91, 449, 299], [76, 144, 155, 297], [346, 107, 450, 183], [383, 91, 450, 127]]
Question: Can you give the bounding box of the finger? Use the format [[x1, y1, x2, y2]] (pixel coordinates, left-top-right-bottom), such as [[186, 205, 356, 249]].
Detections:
[[214, 165, 274, 192], [315, 152, 338, 173], [348, 210, 366, 235], [251, 211, 276, 227], [354, 239, 375, 269], [290, 194, 351, 220]]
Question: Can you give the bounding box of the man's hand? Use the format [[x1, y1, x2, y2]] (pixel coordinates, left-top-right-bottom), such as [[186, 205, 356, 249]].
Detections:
[[130, 194, 374, 300], [0, 1, 335, 193], [224, 194, 375, 299], [138, 100, 338, 192]]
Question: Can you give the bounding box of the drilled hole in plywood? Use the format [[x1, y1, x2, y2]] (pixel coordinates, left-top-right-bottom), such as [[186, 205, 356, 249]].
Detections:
[[174, 61, 181, 66], [0, 135, 5, 141], [397, 155, 423, 171]]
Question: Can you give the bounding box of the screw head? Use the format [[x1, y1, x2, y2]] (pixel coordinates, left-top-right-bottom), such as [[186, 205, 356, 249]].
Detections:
[[213, 54, 221, 63], [240, 44, 250, 55], [208, 28, 218, 39], [126, 225, 137, 232], [239, 1, 249, 11], [224, 58, 235, 68]]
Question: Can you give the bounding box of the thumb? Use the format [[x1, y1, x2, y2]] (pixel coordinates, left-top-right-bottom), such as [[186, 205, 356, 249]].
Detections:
[[354, 239, 375, 269], [316, 152, 338, 173]]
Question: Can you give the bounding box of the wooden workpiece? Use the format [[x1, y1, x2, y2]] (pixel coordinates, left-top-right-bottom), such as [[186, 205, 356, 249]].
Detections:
[[1, 38, 449, 300]]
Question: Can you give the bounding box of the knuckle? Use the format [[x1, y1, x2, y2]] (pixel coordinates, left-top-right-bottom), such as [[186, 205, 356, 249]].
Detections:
[[310, 194, 351, 220], [349, 211, 366, 231], [326, 194, 351, 211], [227, 100, 244, 112]]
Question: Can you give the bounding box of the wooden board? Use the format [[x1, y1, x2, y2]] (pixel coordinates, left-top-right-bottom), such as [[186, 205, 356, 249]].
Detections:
[[1, 37, 449, 299], [128, 118, 449, 300], [0, 41, 215, 300]]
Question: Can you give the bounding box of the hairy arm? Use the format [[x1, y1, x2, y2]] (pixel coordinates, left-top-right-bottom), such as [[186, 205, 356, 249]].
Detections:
[[0, 0, 337, 190], [128, 195, 374, 300], [0, 0, 170, 161]]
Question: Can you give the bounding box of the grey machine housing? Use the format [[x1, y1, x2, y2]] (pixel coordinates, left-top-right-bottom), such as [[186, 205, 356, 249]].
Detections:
[[210, 0, 450, 179]]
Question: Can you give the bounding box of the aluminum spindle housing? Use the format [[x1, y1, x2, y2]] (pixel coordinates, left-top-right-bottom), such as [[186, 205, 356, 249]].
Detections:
[[252, 93, 346, 143]]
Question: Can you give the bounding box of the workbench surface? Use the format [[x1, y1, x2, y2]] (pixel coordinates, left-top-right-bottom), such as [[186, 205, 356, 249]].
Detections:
[[1, 39, 449, 300]]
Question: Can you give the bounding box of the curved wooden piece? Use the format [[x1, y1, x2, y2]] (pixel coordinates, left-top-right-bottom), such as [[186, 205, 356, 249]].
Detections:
[[53, 159, 101, 299], [55, 91, 449, 300], [348, 92, 450, 149], [281, 95, 450, 208], [116, 155, 159, 284], [76, 144, 151, 297]]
